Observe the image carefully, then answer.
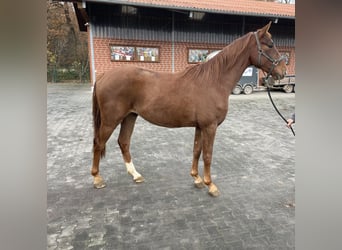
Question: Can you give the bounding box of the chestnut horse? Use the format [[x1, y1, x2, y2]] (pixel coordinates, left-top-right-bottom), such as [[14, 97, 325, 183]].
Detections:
[[91, 22, 287, 196]]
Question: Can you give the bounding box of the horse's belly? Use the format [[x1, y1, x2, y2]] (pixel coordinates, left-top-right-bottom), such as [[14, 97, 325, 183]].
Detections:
[[137, 106, 197, 128]]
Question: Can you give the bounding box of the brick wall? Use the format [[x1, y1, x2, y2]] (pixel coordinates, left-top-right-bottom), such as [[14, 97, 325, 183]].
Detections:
[[90, 37, 295, 83]]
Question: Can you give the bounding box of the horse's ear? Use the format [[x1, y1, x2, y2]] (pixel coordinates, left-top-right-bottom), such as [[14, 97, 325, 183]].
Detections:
[[257, 21, 272, 37]]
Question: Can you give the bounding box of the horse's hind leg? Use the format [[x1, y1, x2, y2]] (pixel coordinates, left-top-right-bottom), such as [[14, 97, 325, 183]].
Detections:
[[191, 127, 205, 188], [118, 113, 144, 183], [92, 123, 117, 188]]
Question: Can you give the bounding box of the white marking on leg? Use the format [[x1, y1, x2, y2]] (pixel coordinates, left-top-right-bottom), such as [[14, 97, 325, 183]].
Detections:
[[125, 161, 144, 182]]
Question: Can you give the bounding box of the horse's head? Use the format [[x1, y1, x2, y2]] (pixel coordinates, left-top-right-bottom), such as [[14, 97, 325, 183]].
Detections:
[[250, 21, 287, 83]]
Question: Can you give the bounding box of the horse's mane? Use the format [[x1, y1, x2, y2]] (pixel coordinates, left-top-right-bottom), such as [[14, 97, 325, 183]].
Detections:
[[179, 32, 253, 84]]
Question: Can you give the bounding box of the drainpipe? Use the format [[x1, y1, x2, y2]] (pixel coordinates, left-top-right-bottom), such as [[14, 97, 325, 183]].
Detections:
[[171, 11, 175, 73], [86, 21, 96, 86]]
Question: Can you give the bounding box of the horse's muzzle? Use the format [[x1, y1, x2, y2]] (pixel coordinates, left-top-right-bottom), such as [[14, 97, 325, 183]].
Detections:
[[273, 73, 285, 80], [272, 67, 286, 80]]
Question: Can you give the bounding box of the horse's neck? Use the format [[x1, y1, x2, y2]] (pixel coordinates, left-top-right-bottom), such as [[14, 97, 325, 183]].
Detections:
[[218, 35, 252, 87]]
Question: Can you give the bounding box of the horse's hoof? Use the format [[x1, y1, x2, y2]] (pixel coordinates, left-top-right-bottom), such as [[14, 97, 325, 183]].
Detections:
[[208, 184, 220, 197], [194, 180, 205, 189], [134, 175, 145, 183], [93, 176, 106, 189], [209, 189, 220, 197], [94, 181, 106, 189]]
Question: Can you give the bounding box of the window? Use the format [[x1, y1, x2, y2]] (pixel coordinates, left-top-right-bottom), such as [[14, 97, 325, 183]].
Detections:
[[110, 46, 135, 61], [188, 49, 221, 63], [188, 49, 209, 63], [279, 50, 290, 65], [137, 47, 159, 62], [110, 45, 159, 62]]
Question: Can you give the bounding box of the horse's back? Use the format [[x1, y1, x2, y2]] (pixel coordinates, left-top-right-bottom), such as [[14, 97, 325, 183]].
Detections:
[[97, 66, 167, 93], [95, 65, 167, 109]]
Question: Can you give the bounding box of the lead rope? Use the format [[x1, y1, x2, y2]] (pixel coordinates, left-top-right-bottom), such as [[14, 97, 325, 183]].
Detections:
[[266, 85, 295, 136]]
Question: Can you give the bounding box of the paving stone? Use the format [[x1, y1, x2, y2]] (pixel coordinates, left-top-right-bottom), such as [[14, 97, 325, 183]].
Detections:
[[48, 83, 295, 249]]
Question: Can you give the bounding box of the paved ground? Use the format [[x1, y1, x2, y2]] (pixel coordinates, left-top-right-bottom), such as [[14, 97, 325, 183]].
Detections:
[[47, 83, 295, 250]]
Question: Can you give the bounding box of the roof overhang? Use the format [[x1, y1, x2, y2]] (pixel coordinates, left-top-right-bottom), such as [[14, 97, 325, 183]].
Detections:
[[73, 0, 295, 19], [66, 0, 295, 32]]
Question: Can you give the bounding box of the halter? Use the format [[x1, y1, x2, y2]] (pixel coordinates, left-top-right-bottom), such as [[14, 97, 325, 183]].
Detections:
[[253, 32, 287, 84], [253, 32, 295, 136]]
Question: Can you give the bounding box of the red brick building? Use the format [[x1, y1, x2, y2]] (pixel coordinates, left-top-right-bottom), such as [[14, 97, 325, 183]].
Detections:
[[67, 0, 295, 85]]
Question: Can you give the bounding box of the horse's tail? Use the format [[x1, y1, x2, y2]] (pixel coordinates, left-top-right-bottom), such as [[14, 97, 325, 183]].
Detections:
[[92, 82, 106, 158]]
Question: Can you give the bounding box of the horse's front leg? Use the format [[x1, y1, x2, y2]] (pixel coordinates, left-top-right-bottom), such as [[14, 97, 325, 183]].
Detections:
[[191, 127, 205, 188], [201, 124, 220, 197]]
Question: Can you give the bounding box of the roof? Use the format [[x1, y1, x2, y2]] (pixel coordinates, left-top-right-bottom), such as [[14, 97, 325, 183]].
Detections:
[[82, 0, 295, 19]]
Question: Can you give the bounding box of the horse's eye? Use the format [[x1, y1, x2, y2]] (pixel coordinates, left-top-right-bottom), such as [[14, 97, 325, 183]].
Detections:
[[267, 39, 274, 48]]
